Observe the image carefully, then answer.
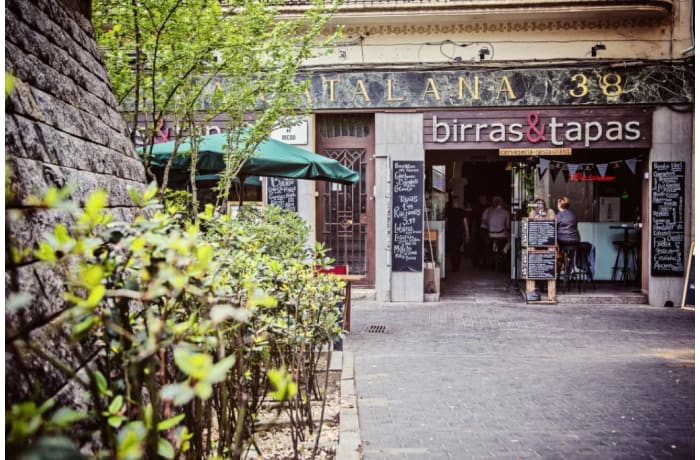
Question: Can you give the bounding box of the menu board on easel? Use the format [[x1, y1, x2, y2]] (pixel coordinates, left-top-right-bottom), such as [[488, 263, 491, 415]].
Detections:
[[266, 177, 298, 212], [391, 161, 424, 272], [522, 218, 558, 303], [526, 249, 557, 279], [651, 161, 685, 276], [525, 219, 557, 247]]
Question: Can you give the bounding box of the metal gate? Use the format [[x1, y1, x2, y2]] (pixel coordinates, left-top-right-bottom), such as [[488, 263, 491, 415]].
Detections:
[[316, 115, 375, 284], [320, 148, 367, 275]]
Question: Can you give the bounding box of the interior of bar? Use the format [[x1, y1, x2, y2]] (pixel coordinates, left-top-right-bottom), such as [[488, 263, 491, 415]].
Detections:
[[424, 150, 646, 296]]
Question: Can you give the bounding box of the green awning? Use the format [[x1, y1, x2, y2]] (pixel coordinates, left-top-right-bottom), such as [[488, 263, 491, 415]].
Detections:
[[137, 132, 359, 185]]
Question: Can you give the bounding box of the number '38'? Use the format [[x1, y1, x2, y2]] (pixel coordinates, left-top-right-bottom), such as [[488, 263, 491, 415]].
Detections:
[[569, 73, 623, 98]]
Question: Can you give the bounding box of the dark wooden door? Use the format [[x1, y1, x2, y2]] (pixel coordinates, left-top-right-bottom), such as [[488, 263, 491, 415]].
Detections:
[[316, 115, 375, 287]]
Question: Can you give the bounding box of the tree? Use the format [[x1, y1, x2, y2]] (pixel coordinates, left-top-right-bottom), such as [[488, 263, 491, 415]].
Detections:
[[93, 0, 340, 212]]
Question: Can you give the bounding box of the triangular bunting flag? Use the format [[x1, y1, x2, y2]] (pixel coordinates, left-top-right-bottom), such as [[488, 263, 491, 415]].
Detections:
[[567, 163, 579, 178], [625, 158, 637, 174], [596, 163, 608, 177], [538, 159, 550, 179], [550, 163, 561, 182]]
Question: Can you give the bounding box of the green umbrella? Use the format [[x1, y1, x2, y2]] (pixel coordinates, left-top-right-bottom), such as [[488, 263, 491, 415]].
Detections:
[[138, 132, 359, 185]]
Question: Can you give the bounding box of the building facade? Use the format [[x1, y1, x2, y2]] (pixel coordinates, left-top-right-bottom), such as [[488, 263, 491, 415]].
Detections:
[[272, 0, 694, 307]]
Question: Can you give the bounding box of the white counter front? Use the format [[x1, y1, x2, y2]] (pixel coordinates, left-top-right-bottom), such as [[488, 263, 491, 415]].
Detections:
[[578, 222, 640, 281]]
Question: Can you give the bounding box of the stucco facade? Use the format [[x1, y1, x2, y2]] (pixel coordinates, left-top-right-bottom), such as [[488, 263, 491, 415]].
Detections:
[[280, 0, 694, 306]]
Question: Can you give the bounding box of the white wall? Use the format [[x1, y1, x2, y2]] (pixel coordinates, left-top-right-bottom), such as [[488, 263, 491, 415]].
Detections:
[[375, 113, 426, 302], [647, 107, 693, 307]]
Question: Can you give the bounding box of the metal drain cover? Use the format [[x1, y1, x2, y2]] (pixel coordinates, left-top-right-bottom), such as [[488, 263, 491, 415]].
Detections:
[[366, 324, 387, 333]]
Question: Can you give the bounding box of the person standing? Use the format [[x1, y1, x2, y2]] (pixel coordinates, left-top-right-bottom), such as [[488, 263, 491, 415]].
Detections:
[[528, 198, 556, 219], [445, 195, 469, 272], [472, 194, 490, 267]]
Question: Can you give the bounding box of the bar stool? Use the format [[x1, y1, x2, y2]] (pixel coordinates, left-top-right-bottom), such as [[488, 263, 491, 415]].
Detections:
[[558, 242, 579, 292], [568, 242, 596, 293], [611, 240, 639, 284], [489, 236, 509, 272]]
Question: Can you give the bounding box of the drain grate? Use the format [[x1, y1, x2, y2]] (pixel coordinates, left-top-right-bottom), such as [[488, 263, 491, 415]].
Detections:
[[365, 324, 387, 334]]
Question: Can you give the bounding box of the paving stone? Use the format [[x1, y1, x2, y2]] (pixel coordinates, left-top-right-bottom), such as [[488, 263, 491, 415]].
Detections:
[[346, 287, 694, 459]]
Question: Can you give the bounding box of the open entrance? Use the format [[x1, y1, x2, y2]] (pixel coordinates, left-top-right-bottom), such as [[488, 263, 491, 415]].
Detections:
[[425, 152, 513, 295], [425, 149, 648, 301]]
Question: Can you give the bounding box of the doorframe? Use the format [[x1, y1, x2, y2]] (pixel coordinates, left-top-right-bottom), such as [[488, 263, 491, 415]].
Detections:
[[314, 114, 376, 288]]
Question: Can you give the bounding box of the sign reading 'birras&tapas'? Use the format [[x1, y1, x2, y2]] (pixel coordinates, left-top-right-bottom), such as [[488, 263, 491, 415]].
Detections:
[[423, 108, 652, 150]]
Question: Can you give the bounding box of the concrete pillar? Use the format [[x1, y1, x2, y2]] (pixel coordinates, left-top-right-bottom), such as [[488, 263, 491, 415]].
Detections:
[[375, 113, 425, 302], [647, 107, 693, 307]]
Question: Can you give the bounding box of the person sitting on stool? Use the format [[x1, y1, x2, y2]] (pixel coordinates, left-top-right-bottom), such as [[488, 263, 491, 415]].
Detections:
[[555, 196, 581, 280]]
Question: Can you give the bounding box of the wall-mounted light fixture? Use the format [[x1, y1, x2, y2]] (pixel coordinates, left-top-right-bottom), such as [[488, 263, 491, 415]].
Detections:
[[591, 43, 606, 57], [478, 47, 490, 61]]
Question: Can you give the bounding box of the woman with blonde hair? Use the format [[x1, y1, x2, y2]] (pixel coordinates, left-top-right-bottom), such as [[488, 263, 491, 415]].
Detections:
[[555, 196, 580, 244]]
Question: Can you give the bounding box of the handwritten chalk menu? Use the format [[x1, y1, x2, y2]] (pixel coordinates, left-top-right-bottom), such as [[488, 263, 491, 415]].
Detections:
[[266, 177, 297, 212], [526, 249, 557, 279], [526, 219, 557, 247], [392, 161, 424, 272], [651, 161, 685, 276]]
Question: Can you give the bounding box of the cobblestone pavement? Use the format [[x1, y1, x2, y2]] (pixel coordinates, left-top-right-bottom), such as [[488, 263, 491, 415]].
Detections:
[[345, 287, 694, 459]]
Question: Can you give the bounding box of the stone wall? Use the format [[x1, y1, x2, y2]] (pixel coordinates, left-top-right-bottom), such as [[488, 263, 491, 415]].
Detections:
[[5, 0, 147, 406]]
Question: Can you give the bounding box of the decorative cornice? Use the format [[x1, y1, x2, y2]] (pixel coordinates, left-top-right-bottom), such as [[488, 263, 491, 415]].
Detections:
[[338, 17, 667, 37]]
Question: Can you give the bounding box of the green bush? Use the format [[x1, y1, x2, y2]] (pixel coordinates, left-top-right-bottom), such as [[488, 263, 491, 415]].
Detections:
[[6, 183, 345, 459]]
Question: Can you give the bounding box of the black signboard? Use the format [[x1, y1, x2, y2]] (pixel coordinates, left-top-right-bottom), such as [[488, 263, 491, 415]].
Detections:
[[527, 249, 557, 280], [651, 161, 685, 276], [266, 177, 297, 212], [526, 219, 557, 247], [392, 161, 424, 272]]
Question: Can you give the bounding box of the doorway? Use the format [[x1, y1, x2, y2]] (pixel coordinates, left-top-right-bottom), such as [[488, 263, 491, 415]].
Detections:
[[315, 114, 375, 287], [425, 153, 514, 292]]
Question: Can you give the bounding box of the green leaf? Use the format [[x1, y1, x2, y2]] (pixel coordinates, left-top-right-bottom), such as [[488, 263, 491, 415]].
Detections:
[[143, 182, 158, 202], [80, 265, 104, 288], [205, 355, 235, 384], [194, 381, 213, 400], [173, 347, 212, 381], [108, 415, 125, 429], [158, 437, 176, 459], [94, 370, 107, 393], [72, 315, 97, 337], [267, 368, 298, 402], [117, 421, 147, 460], [54, 224, 72, 244], [161, 383, 196, 406], [108, 395, 124, 415], [50, 408, 87, 428], [210, 304, 250, 325], [85, 189, 108, 219], [85, 285, 107, 308], [5, 72, 15, 98], [143, 403, 153, 430], [35, 241, 57, 262], [157, 413, 185, 431]]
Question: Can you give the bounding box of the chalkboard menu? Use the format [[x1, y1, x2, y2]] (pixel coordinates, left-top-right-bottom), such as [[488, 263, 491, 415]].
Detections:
[[266, 177, 297, 212], [651, 161, 685, 276], [526, 219, 557, 247], [527, 249, 557, 279], [392, 161, 424, 272]]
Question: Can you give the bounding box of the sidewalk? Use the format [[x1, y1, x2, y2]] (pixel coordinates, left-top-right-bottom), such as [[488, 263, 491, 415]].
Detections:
[[344, 295, 695, 459]]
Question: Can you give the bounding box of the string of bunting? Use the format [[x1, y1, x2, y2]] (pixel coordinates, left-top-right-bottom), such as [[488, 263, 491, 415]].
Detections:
[[535, 156, 640, 182]]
